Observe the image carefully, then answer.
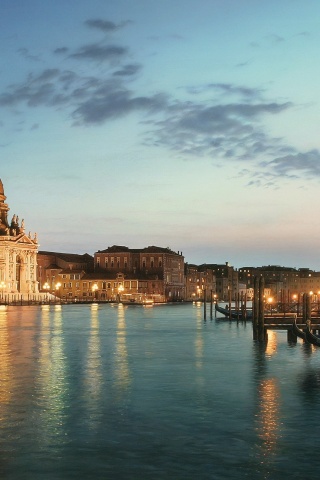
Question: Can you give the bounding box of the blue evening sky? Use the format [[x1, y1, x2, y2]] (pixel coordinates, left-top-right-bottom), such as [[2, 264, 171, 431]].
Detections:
[[1, 0, 320, 269]]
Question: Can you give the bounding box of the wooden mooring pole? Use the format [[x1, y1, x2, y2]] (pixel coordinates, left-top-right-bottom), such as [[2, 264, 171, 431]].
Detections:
[[253, 276, 268, 342], [253, 277, 259, 340]]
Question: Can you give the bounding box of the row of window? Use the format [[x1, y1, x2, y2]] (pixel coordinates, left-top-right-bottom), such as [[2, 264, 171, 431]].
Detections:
[[60, 280, 151, 290], [96, 256, 163, 268]]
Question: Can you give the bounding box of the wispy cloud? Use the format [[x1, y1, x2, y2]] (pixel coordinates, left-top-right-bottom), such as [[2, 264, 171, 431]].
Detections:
[[85, 19, 131, 33], [69, 43, 128, 62], [113, 64, 142, 76], [261, 150, 320, 178], [1, 17, 319, 187]]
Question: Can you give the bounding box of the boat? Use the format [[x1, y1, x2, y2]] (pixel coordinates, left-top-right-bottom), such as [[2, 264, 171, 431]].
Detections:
[[305, 320, 320, 346], [292, 315, 306, 340], [119, 293, 154, 306], [215, 303, 252, 320]]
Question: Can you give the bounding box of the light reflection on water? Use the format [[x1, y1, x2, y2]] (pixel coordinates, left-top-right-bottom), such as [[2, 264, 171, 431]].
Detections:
[[1, 304, 320, 478]]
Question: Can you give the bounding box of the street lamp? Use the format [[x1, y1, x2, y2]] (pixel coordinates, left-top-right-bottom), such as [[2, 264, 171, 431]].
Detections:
[[43, 282, 50, 302], [55, 282, 61, 302], [0, 281, 6, 300], [118, 284, 124, 302], [92, 283, 98, 301], [267, 297, 273, 314]]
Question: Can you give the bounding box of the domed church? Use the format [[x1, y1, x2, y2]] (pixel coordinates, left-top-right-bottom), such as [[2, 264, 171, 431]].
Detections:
[[0, 179, 39, 301]]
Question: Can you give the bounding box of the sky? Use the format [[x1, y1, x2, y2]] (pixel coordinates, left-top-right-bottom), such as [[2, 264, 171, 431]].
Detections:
[[1, 0, 320, 270]]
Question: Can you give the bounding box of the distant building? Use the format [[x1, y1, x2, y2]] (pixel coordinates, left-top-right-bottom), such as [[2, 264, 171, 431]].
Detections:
[[238, 265, 314, 301], [199, 262, 238, 301], [185, 264, 216, 301], [0, 179, 39, 300], [94, 245, 185, 301], [37, 251, 94, 293]]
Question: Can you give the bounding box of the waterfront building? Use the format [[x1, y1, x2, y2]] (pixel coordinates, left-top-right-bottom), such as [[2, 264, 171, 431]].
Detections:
[[286, 268, 320, 301], [37, 251, 94, 293], [185, 264, 216, 301], [51, 269, 165, 303], [199, 262, 238, 301], [94, 245, 185, 301], [0, 179, 39, 301], [238, 265, 312, 301]]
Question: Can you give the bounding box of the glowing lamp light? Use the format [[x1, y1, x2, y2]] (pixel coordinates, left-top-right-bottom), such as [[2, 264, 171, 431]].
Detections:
[[0, 281, 6, 300]]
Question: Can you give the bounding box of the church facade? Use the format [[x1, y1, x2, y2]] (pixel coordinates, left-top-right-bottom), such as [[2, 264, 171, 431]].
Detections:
[[0, 179, 39, 299]]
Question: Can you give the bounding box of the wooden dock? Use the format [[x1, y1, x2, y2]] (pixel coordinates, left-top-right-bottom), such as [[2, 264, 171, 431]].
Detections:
[[252, 278, 320, 343]]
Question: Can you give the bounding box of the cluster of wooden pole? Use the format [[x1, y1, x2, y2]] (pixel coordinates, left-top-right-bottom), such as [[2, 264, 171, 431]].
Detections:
[[253, 277, 268, 342]]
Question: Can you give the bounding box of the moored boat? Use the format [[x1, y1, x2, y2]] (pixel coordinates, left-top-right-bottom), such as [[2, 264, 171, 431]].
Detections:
[[305, 320, 320, 346], [215, 302, 252, 320], [120, 293, 154, 306], [292, 315, 306, 341]]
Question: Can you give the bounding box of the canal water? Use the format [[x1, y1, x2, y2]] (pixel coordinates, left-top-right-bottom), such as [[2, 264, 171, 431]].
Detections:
[[1, 303, 320, 479]]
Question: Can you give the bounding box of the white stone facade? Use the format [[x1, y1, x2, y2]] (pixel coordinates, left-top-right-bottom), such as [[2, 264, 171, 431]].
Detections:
[[0, 179, 39, 300]]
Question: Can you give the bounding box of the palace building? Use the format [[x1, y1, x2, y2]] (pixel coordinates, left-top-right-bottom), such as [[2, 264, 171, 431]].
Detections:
[[0, 179, 39, 300]]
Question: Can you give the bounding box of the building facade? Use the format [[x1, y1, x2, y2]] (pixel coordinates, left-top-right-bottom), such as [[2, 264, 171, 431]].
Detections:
[[185, 264, 216, 301], [0, 179, 39, 300], [94, 245, 185, 301], [37, 251, 94, 293]]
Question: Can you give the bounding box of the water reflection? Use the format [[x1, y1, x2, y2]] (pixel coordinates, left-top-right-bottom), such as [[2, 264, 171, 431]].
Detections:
[[195, 303, 204, 370], [83, 303, 103, 430], [114, 304, 131, 394], [265, 330, 277, 357], [0, 307, 11, 407], [256, 378, 280, 454], [36, 305, 68, 451], [252, 338, 281, 476]]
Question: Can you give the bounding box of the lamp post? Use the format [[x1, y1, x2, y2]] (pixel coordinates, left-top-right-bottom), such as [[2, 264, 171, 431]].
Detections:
[[0, 281, 6, 301], [118, 284, 124, 303], [92, 283, 98, 301], [197, 287, 201, 300], [43, 282, 50, 302], [55, 282, 61, 303], [267, 296, 273, 315]]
